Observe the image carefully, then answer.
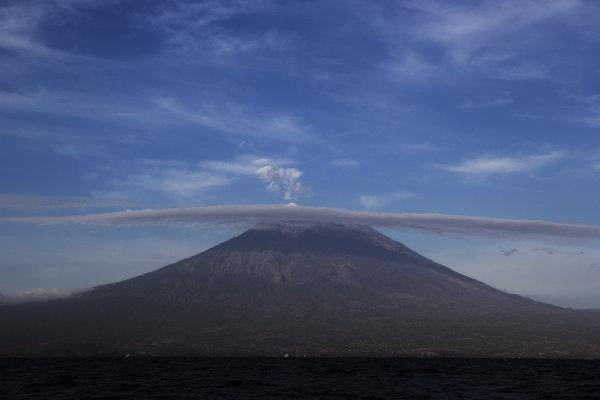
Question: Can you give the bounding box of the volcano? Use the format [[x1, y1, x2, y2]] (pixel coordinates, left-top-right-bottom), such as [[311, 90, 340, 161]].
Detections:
[[1, 223, 599, 357]]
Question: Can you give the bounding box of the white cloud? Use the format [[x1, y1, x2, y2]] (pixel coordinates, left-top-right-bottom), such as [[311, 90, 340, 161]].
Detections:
[[359, 191, 415, 210], [5, 204, 600, 240], [443, 152, 563, 176]]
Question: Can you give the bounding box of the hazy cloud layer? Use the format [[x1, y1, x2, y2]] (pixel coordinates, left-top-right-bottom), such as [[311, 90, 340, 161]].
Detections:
[[4, 204, 600, 240], [0, 288, 83, 305]]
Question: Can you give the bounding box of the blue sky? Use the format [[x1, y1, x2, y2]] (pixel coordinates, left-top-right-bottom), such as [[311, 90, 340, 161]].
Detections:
[[2, 0, 600, 307]]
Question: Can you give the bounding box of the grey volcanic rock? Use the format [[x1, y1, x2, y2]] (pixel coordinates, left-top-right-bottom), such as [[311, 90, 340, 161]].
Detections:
[[1, 223, 599, 357]]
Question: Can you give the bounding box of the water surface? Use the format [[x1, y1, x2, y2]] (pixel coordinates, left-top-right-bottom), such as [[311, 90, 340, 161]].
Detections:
[[1, 358, 599, 399]]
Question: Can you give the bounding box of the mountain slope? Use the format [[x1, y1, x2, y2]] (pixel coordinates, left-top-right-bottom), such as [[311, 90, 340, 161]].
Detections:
[[1, 223, 599, 357]]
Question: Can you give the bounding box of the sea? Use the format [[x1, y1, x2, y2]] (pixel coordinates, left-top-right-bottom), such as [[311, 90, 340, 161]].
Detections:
[[1, 358, 599, 399]]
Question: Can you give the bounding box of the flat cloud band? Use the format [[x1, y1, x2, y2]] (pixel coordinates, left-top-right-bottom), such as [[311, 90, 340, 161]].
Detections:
[[2, 204, 600, 240]]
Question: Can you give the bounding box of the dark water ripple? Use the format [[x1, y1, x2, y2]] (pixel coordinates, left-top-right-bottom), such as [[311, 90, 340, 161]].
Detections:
[[1, 358, 599, 399]]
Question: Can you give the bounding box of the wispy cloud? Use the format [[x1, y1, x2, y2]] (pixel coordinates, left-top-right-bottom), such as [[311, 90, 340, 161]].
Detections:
[[384, 52, 440, 82], [461, 93, 514, 109], [414, 0, 579, 55], [359, 191, 415, 210], [157, 98, 313, 143], [125, 170, 231, 198], [83, 159, 233, 205], [574, 94, 600, 128], [149, 0, 261, 30], [382, 0, 582, 82], [104, 159, 230, 200], [0, 288, 83, 305], [0, 90, 143, 126], [0, 4, 60, 57], [81, 156, 310, 206], [330, 159, 359, 167], [146, 0, 285, 57], [5, 204, 600, 240], [443, 152, 563, 176], [579, 113, 600, 128]]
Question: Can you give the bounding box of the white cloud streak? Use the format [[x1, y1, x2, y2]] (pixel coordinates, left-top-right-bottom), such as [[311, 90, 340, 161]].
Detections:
[[0, 288, 84, 305], [3, 204, 600, 240], [443, 152, 563, 176], [124, 169, 231, 198]]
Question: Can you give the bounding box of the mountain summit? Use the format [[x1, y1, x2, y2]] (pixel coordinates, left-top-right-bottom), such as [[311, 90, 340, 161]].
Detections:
[[1, 223, 599, 357]]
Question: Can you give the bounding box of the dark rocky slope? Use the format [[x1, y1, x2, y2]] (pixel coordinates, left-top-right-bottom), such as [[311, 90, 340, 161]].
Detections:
[[1, 223, 599, 357]]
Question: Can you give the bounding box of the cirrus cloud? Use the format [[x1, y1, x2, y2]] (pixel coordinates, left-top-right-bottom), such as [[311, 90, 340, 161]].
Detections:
[[442, 152, 563, 176]]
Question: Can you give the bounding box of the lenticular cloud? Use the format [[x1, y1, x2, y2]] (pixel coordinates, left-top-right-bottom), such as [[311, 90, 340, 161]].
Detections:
[[3, 204, 600, 240]]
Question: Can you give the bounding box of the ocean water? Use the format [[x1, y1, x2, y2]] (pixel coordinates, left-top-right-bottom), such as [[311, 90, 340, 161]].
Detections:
[[1, 358, 599, 399]]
